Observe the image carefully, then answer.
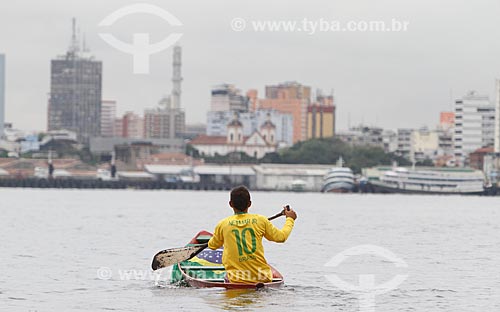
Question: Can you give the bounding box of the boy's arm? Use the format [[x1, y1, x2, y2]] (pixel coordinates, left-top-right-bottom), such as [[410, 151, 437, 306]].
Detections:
[[208, 221, 223, 250], [264, 217, 295, 243]]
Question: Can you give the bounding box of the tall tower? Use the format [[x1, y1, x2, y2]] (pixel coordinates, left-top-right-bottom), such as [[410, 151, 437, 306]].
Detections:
[[143, 46, 185, 139], [171, 46, 182, 109], [0, 54, 4, 139]]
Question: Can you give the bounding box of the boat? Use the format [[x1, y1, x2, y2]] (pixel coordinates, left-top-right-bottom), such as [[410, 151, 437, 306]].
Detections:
[[368, 167, 485, 195], [290, 179, 307, 192], [321, 157, 355, 193], [170, 231, 284, 289]]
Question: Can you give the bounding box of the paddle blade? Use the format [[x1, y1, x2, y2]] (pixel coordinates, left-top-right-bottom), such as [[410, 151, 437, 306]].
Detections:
[[151, 243, 208, 270]]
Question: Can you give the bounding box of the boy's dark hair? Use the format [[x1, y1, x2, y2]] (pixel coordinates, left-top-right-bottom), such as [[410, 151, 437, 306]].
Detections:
[[230, 186, 251, 211]]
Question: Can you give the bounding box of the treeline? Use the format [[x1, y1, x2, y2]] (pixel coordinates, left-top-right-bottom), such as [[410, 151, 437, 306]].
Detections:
[[261, 137, 411, 173], [189, 137, 418, 173]]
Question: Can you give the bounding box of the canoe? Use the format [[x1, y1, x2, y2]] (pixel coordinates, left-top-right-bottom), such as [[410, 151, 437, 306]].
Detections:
[[170, 230, 284, 289]]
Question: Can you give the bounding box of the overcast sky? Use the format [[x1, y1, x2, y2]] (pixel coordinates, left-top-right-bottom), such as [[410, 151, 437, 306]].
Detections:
[[1, 0, 500, 132]]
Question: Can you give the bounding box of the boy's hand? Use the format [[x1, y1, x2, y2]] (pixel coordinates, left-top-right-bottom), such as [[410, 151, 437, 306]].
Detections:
[[284, 207, 297, 220]]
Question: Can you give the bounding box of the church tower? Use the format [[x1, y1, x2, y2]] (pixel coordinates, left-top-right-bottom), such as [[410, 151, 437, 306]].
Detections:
[[260, 113, 276, 145], [227, 113, 244, 144]]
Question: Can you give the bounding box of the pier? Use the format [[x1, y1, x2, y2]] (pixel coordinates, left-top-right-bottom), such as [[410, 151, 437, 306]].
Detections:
[[0, 178, 234, 191]]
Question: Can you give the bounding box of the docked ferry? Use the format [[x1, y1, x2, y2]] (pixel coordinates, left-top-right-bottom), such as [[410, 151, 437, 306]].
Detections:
[[321, 159, 355, 193], [368, 167, 485, 195]]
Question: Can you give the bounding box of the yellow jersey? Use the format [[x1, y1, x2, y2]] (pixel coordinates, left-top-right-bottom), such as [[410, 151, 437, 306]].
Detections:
[[208, 212, 295, 284]]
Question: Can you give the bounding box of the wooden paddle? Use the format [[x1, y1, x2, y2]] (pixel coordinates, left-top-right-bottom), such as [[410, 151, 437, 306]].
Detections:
[[151, 206, 290, 270]]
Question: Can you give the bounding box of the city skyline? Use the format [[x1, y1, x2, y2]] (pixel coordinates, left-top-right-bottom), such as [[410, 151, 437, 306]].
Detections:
[[1, 0, 500, 132]]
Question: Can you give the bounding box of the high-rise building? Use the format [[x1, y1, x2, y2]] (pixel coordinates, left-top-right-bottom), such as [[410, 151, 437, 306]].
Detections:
[[307, 93, 335, 139], [0, 54, 4, 139], [454, 91, 495, 166], [482, 80, 500, 182], [265, 81, 311, 100], [257, 82, 311, 143], [122, 112, 144, 139], [48, 19, 102, 145], [210, 84, 248, 112], [247, 89, 258, 111], [114, 118, 124, 138], [144, 106, 185, 139], [101, 100, 117, 137], [495, 80, 500, 153]]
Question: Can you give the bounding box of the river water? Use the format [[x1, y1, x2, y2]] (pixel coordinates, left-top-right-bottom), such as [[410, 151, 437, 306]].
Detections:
[[1, 189, 499, 311]]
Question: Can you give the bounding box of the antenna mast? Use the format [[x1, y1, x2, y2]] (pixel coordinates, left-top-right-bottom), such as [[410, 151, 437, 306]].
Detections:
[[69, 17, 80, 55]]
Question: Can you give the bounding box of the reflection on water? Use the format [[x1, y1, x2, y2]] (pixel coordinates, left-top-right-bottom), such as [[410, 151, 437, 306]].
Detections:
[[208, 288, 268, 311], [1, 189, 499, 311]]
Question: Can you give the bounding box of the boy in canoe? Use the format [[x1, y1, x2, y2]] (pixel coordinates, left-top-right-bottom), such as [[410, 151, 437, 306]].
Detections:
[[208, 186, 297, 284]]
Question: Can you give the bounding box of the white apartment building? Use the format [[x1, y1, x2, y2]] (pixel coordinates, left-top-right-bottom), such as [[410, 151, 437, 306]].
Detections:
[[495, 80, 500, 153], [396, 128, 413, 160], [0, 54, 5, 139], [454, 91, 495, 166], [336, 126, 398, 153], [382, 130, 398, 153], [210, 84, 248, 112]]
